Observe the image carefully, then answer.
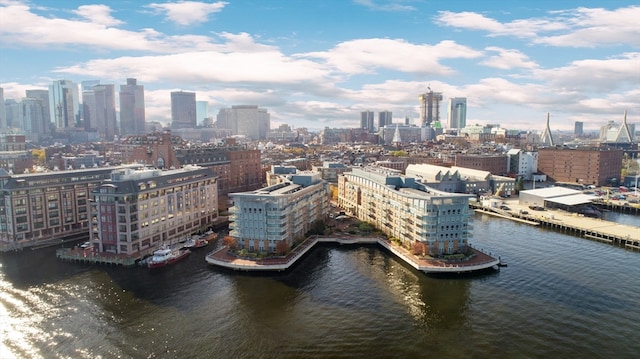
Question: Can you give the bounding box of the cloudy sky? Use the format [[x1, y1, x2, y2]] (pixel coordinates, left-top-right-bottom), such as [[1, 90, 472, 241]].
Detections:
[[0, 0, 638, 132]]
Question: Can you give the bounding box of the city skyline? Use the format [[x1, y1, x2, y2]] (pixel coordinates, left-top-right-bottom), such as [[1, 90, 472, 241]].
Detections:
[[0, 1, 638, 132]]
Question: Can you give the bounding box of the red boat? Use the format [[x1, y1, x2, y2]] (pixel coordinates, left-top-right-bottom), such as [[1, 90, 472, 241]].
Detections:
[[147, 248, 191, 268]]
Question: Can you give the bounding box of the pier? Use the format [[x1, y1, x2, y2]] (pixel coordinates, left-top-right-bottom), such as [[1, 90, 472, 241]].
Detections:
[[471, 201, 640, 251], [205, 235, 500, 274]]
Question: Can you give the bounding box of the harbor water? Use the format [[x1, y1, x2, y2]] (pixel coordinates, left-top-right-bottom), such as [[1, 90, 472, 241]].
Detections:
[[1, 214, 639, 359]]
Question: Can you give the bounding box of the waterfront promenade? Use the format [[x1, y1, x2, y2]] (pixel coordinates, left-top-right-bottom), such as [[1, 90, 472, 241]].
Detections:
[[205, 235, 500, 274]]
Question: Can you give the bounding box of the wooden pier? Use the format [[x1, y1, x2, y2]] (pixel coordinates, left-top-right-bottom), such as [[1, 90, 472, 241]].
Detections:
[[471, 202, 640, 251]]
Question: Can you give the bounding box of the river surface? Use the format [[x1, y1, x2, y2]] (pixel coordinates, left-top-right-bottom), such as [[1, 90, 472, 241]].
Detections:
[[1, 214, 639, 359]]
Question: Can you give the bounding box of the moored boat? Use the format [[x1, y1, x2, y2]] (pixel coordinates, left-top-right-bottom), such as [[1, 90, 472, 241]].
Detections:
[[147, 247, 191, 268], [182, 235, 210, 250]]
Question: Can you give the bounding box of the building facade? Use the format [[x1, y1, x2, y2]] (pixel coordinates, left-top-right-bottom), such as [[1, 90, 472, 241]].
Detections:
[[378, 111, 392, 129], [454, 154, 508, 176], [338, 166, 473, 255], [119, 78, 146, 135], [171, 91, 197, 129], [49, 80, 80, 130], [538, 147, 623, 186], [0, 166, 120, 249], [228, 172, 329, 253], [89, 165, 218, 256], [360, 111, 374, 132], [83, 84, 118, 140], [215, 105, 271, 140], [419, 88, 442, 126], [447, 97, 467, 130]]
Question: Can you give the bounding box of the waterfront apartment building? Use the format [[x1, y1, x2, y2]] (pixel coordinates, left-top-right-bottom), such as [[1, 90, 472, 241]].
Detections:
[[89, 165, 218, 256], [228, 172, 329, 253], [0, 166, 121, 250], [338, 166, 473, 255], [537, 147, 623, 186]]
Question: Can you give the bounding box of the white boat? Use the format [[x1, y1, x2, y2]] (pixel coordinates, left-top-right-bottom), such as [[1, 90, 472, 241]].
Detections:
[[147, 247, 191, 268]]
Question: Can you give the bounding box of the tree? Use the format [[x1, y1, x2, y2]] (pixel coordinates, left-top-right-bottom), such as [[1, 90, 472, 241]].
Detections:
[[412, 241, 427, 256], [275, 240, 290, 256], [222, 236, 238, 250]]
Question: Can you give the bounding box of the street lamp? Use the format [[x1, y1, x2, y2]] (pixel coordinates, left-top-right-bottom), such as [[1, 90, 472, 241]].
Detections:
[[635, 174, 639, 198]]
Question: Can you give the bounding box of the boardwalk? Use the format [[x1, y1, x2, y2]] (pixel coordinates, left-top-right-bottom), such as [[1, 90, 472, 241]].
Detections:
[[205, 235, 500, 274]]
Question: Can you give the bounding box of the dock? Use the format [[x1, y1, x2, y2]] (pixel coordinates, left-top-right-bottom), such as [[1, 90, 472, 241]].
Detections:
[[471, 201, 640, 251], [205, 235, 500, 274]]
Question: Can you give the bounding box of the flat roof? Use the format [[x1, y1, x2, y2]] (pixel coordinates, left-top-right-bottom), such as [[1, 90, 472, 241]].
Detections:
[[545, 193, 598, 206], [520, 187, 581, 198]]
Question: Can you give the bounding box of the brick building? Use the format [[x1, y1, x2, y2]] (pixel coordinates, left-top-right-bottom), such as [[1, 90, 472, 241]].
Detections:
[[454, 154, 508, 176], [537, 147, 623, 186]]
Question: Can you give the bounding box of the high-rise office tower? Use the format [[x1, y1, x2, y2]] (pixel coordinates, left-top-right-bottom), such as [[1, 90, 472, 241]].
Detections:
[[196, 100, 209, 125], [171, 91, 197, 129], [360, 111, 374, 132], [26, 89, 51, 135], [419, 87, 442, 127], [49, 80, 80, 130], [119, 78, 146, 135], [17, 98, 45, 133], [574, 121, 584, 136], [447, 97, 467, 130], [378, 111, 392, 129], [215, 105, 270, 140], [83, 84, 117, 140], [0, 87, 6, 129]]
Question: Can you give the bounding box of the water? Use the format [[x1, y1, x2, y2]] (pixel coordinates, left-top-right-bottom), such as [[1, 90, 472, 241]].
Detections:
[[1, 214, 639, 359]]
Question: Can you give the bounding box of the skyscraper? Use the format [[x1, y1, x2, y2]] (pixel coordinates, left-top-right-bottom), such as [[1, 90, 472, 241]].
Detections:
[[360, 111, 374, 132], [447, 97, 467, 130], [49, 80, 80, 130], [378, 111, 392, 129], [83, 84, 117, 140], [196, 100, 209, 125], [26, 89, 51, 135], [171, 91, 197, 129], [419, 87, 442, 127], [0, 87, 6, 129], [574, 121, 584, 136], [215, 105, 270, 140], [119, 78, 146, 135]]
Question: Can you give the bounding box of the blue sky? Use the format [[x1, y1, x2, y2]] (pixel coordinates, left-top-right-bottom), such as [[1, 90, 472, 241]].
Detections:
[[0, 0, 638, 132]]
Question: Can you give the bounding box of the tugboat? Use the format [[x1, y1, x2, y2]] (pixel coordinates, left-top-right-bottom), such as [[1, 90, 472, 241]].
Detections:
[[147, 247, 191, 268]]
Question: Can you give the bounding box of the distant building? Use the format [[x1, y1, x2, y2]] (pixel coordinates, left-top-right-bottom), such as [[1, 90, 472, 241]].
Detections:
[[117, 131, 181, 169], [574, 121, 584, 136], [0, 87, 6, 128], [360, 111, 374, 132], [538, 147, 623, 186], [215, 105, 270, 140], [454, 154, 508, 176], [419, 88, 442, 127], [339, 166, 473, 255], [311, 162, 350, 183], [378, 111, 392, 129], [378, 124, 423, 145], [507, 149, 538, 180], [119, 78, 146, 135], [83, 84, 118, 140], [89, 165, 218, 256], [0, 134, 32, 174], [228, 172, 329, 253], [171, 91, 197, 129], [25, 89, 51, 136], [49, 80, 80, 130], [447, 97, 467, 130]]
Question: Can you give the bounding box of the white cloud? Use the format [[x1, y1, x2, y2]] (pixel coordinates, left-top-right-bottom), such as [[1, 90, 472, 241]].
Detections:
[[436, 6, 640, 47], [72, 4, 123, 27], [354, 0, 416, 12], [480, 47, 539, 70], [147, 1, 228, 26], [301, 39, 482, 76]]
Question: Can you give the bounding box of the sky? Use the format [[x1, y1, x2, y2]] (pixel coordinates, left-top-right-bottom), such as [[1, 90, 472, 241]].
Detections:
[[0, 0, 638, 133]]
